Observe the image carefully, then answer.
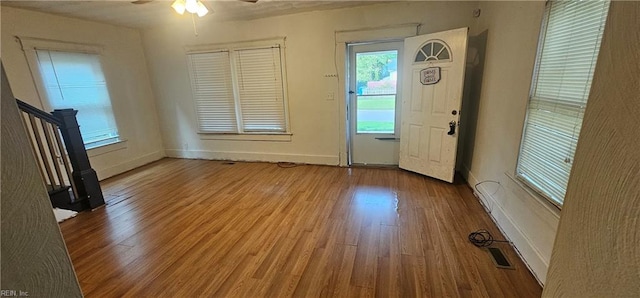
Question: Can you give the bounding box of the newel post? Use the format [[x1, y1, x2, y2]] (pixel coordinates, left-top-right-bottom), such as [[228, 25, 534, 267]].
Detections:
[[52, 109, 105, 209]]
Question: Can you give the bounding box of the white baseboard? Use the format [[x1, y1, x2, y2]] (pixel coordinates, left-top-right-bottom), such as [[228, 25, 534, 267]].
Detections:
[[95, 150, 165, 180], [465, 166, 548, 286], [165, 149, 339, 166]]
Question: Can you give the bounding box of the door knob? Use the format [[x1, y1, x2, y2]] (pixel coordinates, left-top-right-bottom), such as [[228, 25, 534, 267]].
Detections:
[[447, 121, 456, 135]]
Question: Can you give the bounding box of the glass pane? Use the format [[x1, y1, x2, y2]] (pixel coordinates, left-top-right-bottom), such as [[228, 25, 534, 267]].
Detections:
[[356, 95, 396, 134], [36, 50, 119, 144], [421, 43, 433, 57], [437, 48, 450, 60], [432, 42, 443, 56], [355, 50, 398, 134]]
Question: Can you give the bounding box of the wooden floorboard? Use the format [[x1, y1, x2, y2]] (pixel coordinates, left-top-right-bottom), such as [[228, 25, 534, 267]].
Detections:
[[60, 158, 542, 297]]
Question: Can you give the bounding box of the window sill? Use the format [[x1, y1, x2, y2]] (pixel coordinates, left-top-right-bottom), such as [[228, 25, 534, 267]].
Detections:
[[87, 139, 127, 157], [504, 171, 562, 213], [199, 133, 292, 142]]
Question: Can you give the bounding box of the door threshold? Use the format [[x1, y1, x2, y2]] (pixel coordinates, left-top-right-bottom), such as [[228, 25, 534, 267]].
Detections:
[[350, 163, 399, 170]]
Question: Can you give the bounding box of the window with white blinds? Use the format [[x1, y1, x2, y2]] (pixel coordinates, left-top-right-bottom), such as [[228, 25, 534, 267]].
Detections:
[[187, 44, 288, 134], [188, 51, 237, 133], [517, 0, 610, 206], [34, 50, 120, 147]]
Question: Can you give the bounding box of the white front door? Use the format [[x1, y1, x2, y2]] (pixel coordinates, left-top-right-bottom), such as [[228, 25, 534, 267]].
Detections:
[[399, 28, 468, 182], [348, 41, 403, 165]]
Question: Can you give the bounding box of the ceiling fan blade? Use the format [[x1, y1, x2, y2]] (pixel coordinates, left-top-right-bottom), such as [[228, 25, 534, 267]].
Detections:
[[238, 0, 259, 3], [131, 0, 154, 4]]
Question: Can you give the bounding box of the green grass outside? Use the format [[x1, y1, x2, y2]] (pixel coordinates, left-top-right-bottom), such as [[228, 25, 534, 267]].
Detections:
[[357, 121, 395, 133], [357, 96, 396, 110]]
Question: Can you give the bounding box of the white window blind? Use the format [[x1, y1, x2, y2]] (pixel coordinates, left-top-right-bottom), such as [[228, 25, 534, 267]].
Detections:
[[187, 44, 288, 134], [517, 0, 609, 206], [188, 51, 237, 133], [35, 50, 119, 146], [235, 47, 286, 132]]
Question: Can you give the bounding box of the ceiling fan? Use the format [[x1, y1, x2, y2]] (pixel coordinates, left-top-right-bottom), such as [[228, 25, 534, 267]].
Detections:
[[131, 0, 259, 4], [130, 0, 257, 35], [132, 0, 259, 17]]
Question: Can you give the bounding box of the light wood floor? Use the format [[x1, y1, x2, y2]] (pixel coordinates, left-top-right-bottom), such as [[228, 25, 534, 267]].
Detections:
[[60, 158, 542, 297]]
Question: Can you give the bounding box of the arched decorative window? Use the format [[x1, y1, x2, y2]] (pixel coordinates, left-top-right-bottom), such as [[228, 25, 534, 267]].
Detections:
[[414, 40, 451, 62]]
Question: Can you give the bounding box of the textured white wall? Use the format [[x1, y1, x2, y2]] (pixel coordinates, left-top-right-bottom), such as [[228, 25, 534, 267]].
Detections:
[[141, 1, 477, 165], [544, 2, 640, 296], [1, 7, 165, 179], [461, 1, 559, 284]]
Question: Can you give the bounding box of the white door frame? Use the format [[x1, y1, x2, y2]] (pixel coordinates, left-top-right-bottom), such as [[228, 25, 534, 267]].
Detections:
[[347, 41, 403, 165], [335, 24, 420, 166]]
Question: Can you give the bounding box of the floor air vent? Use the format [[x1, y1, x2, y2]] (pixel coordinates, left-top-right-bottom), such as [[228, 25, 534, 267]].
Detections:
[[487, 247, 514, 269]]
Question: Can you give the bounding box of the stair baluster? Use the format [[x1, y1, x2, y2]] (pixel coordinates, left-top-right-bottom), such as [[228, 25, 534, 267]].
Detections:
[[16, 99, 105, 211]]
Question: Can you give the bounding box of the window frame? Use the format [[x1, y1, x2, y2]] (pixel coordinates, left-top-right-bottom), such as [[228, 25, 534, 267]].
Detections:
[[185, 37, 291, 137], [515, 0, 609, 208], [19, 37, 124, 150]]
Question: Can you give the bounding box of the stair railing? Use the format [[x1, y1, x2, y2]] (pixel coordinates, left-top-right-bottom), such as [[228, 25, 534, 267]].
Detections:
[[16, 99, 105, 210]]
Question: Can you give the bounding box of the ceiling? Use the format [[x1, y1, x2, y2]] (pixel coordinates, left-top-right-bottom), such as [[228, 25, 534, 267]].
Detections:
[[1, 0, 384, 29]]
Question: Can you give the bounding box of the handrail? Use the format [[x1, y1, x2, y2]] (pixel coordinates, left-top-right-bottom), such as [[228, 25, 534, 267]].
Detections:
[[16, 99, 62, 126], [15, 98, 106, 210]]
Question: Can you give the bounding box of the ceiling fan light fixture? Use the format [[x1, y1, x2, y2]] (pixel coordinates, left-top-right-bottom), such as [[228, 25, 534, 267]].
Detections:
[[171, 0, 186, 15], [196, 1, 209, 17], [185, 0, 199, 14]]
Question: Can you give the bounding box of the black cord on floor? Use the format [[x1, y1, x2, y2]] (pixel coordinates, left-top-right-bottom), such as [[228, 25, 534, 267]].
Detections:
[[468, 229, 510, 247]]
